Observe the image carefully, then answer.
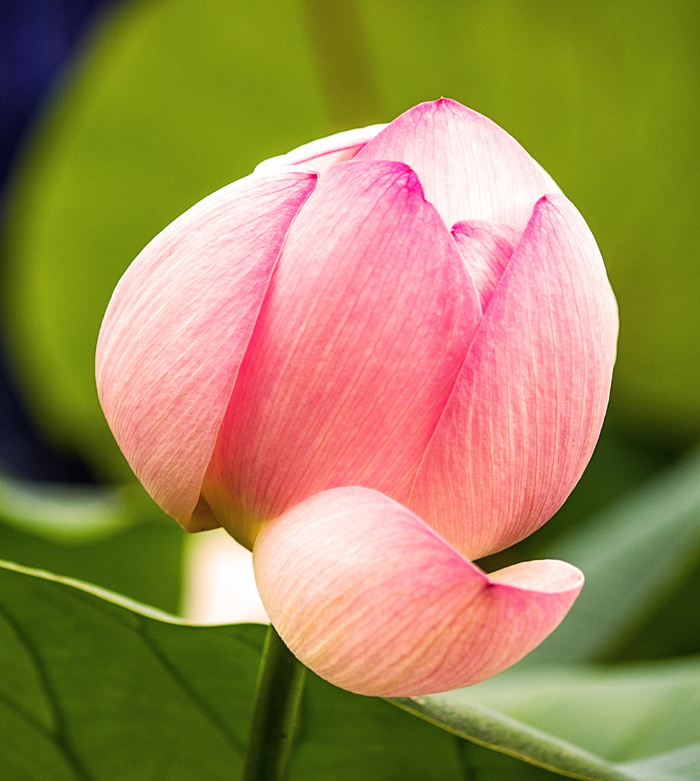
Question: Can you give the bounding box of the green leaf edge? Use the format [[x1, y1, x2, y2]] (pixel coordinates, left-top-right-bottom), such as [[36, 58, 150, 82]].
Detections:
[[0, 558, 194, 626], [389, 695, 634, 781]]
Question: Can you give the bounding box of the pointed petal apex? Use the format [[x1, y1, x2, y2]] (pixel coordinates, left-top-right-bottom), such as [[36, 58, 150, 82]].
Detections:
[[357, 98, 558, 228]]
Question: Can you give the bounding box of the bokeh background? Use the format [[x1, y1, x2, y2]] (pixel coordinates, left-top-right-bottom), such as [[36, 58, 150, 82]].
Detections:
[[0, 0, 698, 657]]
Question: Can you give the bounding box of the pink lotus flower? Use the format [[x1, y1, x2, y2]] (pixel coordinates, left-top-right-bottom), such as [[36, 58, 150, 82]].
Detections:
[[96, 99, 618, 696]]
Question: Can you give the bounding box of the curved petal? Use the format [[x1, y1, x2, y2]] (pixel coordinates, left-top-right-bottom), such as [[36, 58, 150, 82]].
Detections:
[[96, 170, 317, 530], [356, 98, 559, 229], [254, 123, 386, 177], [253, 487, 583, 697], [452, 220, 520, 311], [202, 160, 481, 548], [409, 195, 619, 559]]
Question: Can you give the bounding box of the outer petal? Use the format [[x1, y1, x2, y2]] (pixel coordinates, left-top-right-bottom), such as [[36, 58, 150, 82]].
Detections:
[[202, 160, 481, 548], [253, 487, 583, 697], [96, 170, 317, 530], [356, 98, 559, 229], [409, 195, 619, 559], [254, 123, 386, 176]]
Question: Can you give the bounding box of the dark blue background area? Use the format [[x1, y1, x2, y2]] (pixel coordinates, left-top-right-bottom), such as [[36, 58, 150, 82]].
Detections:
[[0, 0, 121, 480]]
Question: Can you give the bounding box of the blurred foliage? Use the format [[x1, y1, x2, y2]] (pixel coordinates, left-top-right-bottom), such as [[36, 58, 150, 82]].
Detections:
[[452, 657, 700, 775], [2, 0, 699, 486], [0, 475, 182, 610], [0, 0, 699, 776], [3, 0, 331, 480], [357, 0, 700, 443], [524, 447, 700, 665]]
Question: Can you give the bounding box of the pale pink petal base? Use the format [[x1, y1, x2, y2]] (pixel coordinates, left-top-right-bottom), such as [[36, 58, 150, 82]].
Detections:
[[253, 487, 583, 697], [96, 170, 317, 529]]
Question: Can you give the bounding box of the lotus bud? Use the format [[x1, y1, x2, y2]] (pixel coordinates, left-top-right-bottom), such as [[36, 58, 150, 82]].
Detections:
[[97, 99, 617, 695]]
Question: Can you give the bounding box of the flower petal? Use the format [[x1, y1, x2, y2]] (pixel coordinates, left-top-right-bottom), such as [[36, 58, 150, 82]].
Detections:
[[202, 160, 481, 548], [409, 195, 619, 559], [451, 220, 520, 311], [356, 98, 559, 228], [254, 123, 386, 176], [96, 170, 317, 530], [253, 486, 583, 697]]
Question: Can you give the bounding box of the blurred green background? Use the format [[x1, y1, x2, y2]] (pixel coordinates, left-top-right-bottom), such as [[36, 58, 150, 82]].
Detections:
[[0, 0, 698, 637]]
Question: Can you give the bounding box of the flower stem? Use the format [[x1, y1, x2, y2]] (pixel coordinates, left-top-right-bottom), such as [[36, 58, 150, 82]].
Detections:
[[242, 625, 306, 781]]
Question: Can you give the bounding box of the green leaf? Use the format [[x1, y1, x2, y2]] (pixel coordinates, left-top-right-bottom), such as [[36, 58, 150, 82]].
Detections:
[[418, 658, 700, 779], [618, 745, 700, 781], [5, 559, 700, 780], [7, 0, 700, 483], [0, 559, 662, 780], [0, 560, 464, 780], [526, 448, 700, 664], [0, 481, 183, 613], [392, 696, 631, 781]]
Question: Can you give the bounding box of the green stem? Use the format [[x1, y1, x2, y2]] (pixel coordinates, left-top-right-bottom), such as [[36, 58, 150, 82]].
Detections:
[[242, 625, 306, 781]]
